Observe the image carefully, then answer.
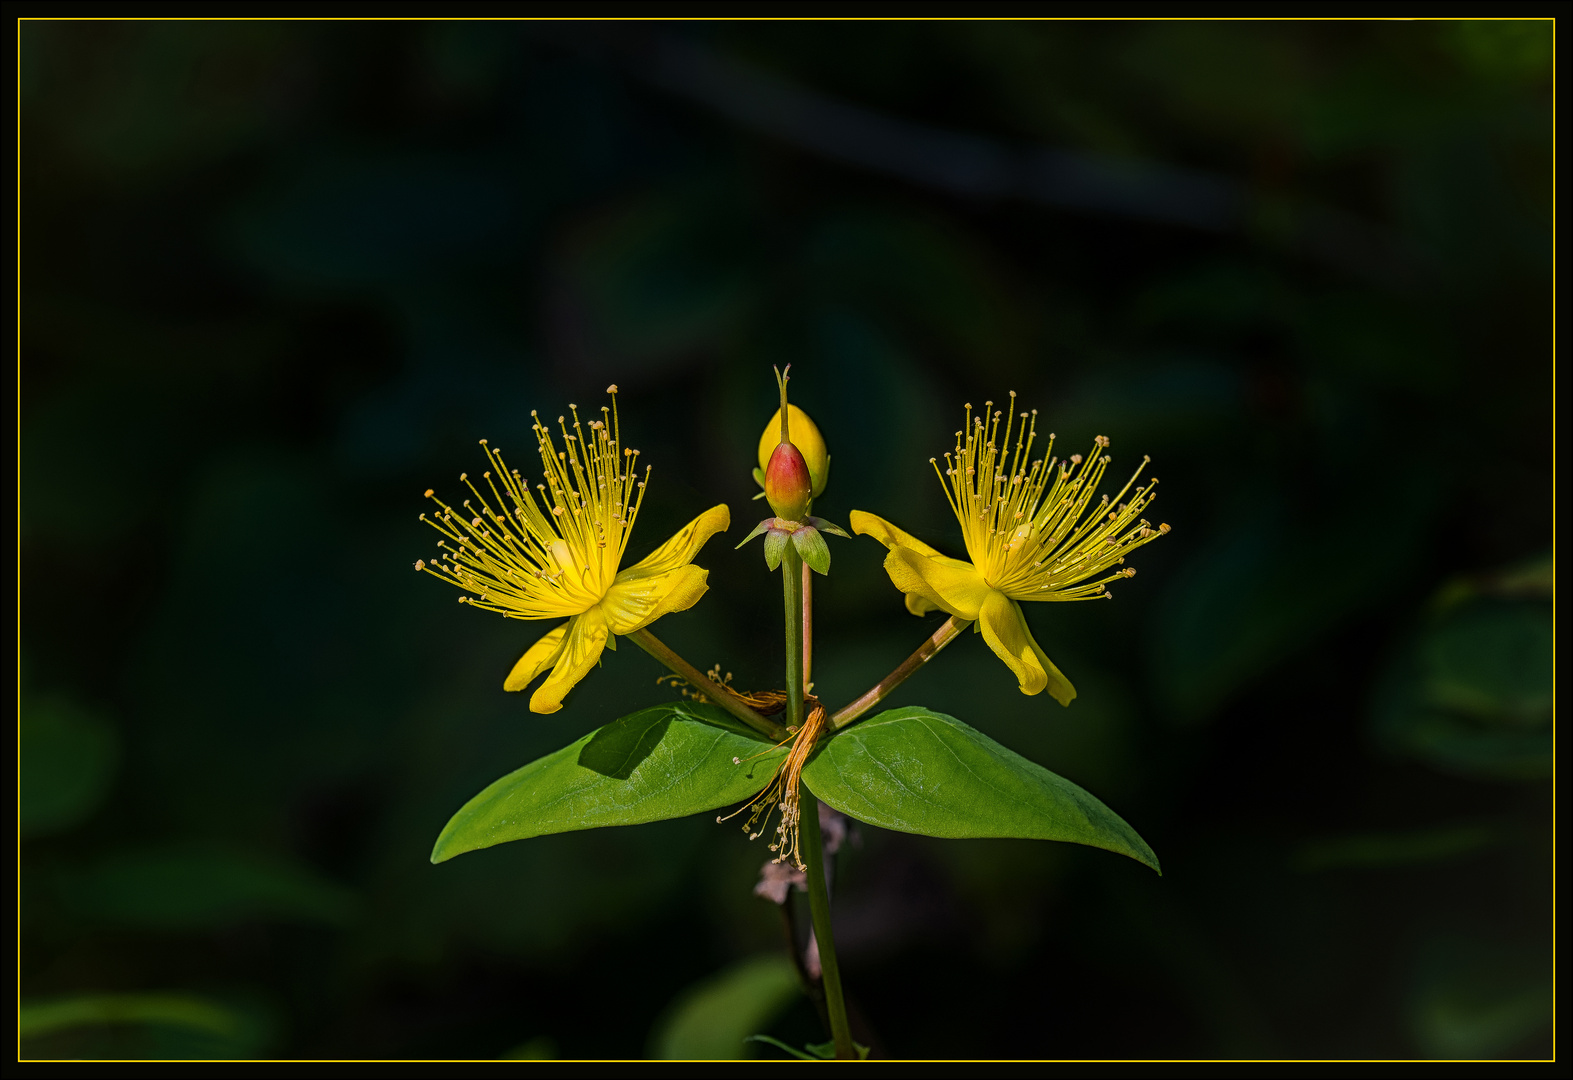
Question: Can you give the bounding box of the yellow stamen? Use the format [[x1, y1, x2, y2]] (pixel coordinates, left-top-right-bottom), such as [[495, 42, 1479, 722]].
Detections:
[[658, 664, 741, 703], [930, 393, 1168, 602], [415, 390, 649, 619]]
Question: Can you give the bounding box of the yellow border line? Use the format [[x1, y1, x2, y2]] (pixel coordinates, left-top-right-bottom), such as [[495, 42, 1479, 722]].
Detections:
[[12, 11, 1557, 1067]]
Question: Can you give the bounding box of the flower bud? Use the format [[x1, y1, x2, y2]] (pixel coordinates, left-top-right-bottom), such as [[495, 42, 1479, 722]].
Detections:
[[756, 404, 829, 499], [764, 442, 813, 521]]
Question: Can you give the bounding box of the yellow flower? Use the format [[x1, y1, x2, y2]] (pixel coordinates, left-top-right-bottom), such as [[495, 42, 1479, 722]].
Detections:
[[416, 388, 730, 714], [851, 394, 1169, 706]]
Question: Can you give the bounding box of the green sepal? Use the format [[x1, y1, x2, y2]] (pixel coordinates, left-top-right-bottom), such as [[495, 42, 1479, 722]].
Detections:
[[802, 707, 1160, 873], [806, 516, 851, 539], [762, 528, 789, 570], [431, 703, 789, 864], [734, 518, 773, 549], [791, 525, 831, 575], [751, 466, 766, 489]]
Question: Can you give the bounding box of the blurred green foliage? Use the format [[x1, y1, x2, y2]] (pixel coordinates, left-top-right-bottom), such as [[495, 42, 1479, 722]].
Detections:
[[54, 845, 355, 929], [20, 18, 1550, 1060], [648, 954, 800, 1059], [19, 992, 275, 1060], [21, 696, 120, 838], [1374, 560, 1553, 780]]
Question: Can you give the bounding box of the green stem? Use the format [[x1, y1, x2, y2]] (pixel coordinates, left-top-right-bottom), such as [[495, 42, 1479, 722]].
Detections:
[[802, 558, 813, 693], [782, 549, 806, 730], [777, 898, 829, 1032], [781, 547, 855, 1060], [628, 629, 787, 741], [830, 615, 971, 730], [800, 789, 855, 1060]]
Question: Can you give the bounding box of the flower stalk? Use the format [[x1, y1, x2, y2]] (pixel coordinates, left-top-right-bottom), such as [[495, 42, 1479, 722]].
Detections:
[[831, 615, 972, 730], [628, 629, 788, 742], [803, 559, 814, 692]]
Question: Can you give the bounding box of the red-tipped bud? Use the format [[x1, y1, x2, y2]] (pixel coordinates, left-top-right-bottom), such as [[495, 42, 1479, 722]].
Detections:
[[764, 442, 813, 521]]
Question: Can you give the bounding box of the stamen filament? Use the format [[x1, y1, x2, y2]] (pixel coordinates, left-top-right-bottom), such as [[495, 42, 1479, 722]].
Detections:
[[415, 388, 651, 620], [935, 398, 1167, 602]]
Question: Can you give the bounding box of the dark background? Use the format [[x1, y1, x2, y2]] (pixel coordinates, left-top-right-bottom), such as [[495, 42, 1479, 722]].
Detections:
[[19, 18, 1553, 1061]]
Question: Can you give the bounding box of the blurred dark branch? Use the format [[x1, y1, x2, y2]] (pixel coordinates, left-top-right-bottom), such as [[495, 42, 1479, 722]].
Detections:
[[552, 29, 1425, 289], [644, 36, 1242, 230]]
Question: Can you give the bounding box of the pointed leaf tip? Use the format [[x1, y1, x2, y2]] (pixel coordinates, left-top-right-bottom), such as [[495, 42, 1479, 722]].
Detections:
[[431, 704, 790, 864], [802, 707, 1159, 873]]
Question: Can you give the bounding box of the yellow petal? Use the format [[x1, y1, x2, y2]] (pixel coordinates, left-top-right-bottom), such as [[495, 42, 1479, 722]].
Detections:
[[905, 591, 939, 617], [977, 591, 1076, 704], [599, 564, 710, 636], [883, 546, 991, 621], [620, 504, 730, 580], [529, 608, 610, 714], [1027, 627, 1077, 707], [503, 623, 570, 692], [849, 510, 944, 558]]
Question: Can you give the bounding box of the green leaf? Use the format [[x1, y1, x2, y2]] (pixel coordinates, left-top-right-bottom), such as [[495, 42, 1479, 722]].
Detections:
[[432, 703, 788, 864], [803, 707, 1159, 873], [649, 955, 800, 1059]]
